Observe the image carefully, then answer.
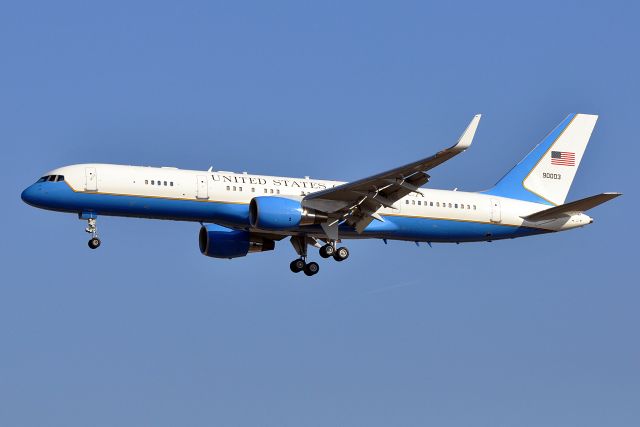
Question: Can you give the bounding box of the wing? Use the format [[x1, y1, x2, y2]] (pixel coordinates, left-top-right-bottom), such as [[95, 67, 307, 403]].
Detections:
[[303, 114, 481, 235]]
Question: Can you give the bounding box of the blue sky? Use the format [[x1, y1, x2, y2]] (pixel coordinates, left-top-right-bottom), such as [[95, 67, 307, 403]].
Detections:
[[1, 1, 638, 426]]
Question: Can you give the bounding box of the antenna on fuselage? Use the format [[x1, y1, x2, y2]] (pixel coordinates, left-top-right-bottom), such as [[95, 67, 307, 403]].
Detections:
[[207, 166, 213, 172]]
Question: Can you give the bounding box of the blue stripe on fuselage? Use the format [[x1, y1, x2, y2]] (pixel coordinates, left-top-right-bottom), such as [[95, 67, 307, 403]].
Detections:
[[21, 181, 547, 242], [21, 181, 249, 227]]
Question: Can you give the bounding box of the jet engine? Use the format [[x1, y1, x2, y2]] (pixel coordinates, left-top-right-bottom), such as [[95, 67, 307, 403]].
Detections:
[[199, 224, 275, 259], [249, 196, 327, 230]]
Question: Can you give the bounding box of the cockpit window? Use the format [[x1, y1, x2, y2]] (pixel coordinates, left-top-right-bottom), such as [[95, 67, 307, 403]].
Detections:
[[37, 175, 65, 183]]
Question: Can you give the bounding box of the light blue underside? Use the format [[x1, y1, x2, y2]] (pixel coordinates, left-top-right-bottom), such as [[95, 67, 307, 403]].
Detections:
[[21, 181, 548, 243], [483, 113, 576, 205]]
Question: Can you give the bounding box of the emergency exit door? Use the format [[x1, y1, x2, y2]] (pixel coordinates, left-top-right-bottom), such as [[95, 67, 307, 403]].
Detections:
[[490, 198, 501, 223], [85, 167, 97, 191], [196, 175, 209, 199]]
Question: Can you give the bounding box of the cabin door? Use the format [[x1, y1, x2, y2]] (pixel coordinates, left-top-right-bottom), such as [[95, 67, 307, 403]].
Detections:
[[85, 167, 97, 191], [490, 198, 501, 223], [196, 175, 209, 199]]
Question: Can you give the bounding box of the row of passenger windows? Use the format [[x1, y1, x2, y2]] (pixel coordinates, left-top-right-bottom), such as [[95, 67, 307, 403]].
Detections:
[[406, 199, 477, 210], [145, 179, 174, 186], [226, 186, 282, 195], [37, 175, 65, 182]]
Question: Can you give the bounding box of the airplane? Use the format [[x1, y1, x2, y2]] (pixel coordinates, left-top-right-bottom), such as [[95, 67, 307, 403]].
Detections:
[[21, 113, 620, 276]]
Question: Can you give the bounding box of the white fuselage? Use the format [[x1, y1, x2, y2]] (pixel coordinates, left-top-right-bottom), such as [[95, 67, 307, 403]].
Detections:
[[33, 163, 591, 241]]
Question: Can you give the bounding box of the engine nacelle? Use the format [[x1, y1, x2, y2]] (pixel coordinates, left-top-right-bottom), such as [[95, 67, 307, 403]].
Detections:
[[199, 224, 275, 259], [249, 196, 327, 230]]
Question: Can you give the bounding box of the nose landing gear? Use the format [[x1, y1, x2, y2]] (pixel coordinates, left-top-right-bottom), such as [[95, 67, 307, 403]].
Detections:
[[83, 215, 101, 249]]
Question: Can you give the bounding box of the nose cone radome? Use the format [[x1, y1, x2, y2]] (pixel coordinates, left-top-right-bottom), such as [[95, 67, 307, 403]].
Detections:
[[21, 184, 40, 206], [20, 185, 36, 205]]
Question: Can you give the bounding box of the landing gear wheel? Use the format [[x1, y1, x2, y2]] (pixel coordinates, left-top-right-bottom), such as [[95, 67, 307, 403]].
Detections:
[[333, 246, 349, 262], [290, 258, 306, 273], [88, 237, 101, 249], [319, 244, 335, 258], [304, 261, 320, 276]]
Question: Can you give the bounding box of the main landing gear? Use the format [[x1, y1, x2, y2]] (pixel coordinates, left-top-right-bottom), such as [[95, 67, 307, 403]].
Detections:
[[289, 258, 320, 276], [319, 243, 349, 262], [289, 237, 349, 277], [84, 216, 101, 249]]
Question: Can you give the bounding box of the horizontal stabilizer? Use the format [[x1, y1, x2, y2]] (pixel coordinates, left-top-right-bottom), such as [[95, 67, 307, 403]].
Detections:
[[522, 192, 621, 222]]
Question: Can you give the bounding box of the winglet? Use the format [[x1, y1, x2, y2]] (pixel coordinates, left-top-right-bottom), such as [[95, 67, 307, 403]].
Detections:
[[452, 114, 481, 152]]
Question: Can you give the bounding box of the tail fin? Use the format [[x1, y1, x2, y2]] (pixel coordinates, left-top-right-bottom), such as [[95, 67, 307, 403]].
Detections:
[[486, 113, 598, 205]]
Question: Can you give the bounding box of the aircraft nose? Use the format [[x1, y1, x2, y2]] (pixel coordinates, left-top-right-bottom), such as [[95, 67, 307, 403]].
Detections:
[[21, 184, 42, 206]]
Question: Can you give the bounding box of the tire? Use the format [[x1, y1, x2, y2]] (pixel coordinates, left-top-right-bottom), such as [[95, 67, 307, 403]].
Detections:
[[88, 238, 101, 249], [319, 244, 335, 258], [304, 261, 319, 276], [333, 246, 349, 262], [290, 259, 305, 273]]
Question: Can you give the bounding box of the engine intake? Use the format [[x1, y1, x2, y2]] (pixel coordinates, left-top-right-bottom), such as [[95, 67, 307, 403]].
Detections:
[[249, 196, 327, 230], [199, 224, 275, 259]]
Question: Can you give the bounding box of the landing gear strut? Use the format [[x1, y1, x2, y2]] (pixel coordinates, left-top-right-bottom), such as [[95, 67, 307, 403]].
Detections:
[[289, 236, 319, 276], [289, 237, 350, 276], [84, 217, 101, 249]]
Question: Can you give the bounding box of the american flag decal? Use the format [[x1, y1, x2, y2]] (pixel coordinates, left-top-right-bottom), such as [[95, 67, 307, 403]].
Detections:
[[551, 151, 575, 166]]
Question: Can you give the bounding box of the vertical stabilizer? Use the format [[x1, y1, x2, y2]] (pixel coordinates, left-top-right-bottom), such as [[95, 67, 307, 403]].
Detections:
[[485, 114, 598, 205]]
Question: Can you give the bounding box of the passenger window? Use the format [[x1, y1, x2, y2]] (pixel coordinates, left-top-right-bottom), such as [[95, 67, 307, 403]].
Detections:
[[239, 187, 242, 191], [158, 180, 161, 186], [448, 203, 452, 208], [145, 180, 149, 185], [164, 181, 167, 186], [467, 204, 470, 209], [226, 186, 230, 191], [251, 188, 255, 192], [406, 200, 409, 204], [412, 200, 415, 205], [473, 205, 477, 210], [170, 182, 173, 186], [455, 204, 458, 208], [430, 202, 433, 206], [418, 201, 421, 206], [270, 189, 274, 194], [276, 189, 280, 194], [151, 180, 155, 185], [436, 202, 439, 207], [232, 186, 236, 191], [264, 189, 268, 194]]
